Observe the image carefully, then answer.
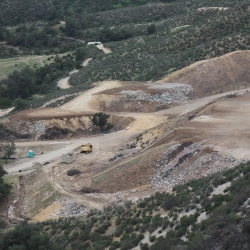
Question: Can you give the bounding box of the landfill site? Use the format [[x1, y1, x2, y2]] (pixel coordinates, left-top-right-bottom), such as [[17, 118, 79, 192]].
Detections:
[[2, 51, 250, 221]]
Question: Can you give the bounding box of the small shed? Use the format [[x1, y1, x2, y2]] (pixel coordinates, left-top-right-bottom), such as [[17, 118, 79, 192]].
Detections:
[[28, 150, 34, 158], [62, 152, 76, 163]]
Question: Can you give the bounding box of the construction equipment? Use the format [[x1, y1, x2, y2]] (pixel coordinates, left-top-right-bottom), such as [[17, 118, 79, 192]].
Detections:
[[80, 143, 92, 153]]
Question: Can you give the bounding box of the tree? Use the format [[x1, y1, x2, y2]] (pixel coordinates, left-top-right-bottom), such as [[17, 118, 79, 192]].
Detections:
[[147, 24, 156, 34], [0, 163, 7, 178], [3, 141, 16, 163], [91, 112, 113, 131], [0, 162, 11, 203]]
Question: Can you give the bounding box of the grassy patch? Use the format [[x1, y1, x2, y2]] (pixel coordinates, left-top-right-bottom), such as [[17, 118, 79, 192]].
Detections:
[[126, 157, 141, 166], [2, 175, 18, 187], [0, 55, 48, 80], [92, 173, 110, 185], [170, 25, 190, 34], [29, 191, 60, 217]]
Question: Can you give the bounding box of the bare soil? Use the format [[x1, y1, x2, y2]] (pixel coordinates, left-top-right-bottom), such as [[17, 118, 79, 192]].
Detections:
[[155, 93, 250, 159], [96, 44, 112, 54], [0, 107, 14, 118], [160, 50, 250, 97]]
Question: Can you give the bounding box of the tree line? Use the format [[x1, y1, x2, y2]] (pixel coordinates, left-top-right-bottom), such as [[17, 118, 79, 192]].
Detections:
[[0, 48, 86, 110]]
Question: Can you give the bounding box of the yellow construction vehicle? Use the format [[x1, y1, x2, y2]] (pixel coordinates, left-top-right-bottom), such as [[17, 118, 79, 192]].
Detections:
[[80, 143, 92, 153]]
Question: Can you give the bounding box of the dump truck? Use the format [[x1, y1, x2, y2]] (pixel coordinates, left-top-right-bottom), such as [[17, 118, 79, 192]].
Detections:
[[81, 143, 92, 153]]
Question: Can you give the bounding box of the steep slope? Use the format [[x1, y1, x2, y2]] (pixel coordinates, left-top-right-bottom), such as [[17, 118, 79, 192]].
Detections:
[[2, 162, 250, 249], [160, 50, 250, 97]]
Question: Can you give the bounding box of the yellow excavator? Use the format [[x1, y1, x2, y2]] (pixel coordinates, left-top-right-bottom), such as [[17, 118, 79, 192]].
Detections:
[[81, 143, 92, 153]]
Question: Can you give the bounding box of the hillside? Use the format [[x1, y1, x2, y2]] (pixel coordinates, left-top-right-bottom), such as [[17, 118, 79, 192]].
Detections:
[[1, 162, 250, 250], [160, 50, 250, 97], [1, 0, 250, 249], [1, 0, 250, 111]]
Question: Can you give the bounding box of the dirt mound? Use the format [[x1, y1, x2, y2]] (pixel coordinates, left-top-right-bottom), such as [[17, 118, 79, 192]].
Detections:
[[91, 82, 196, 113], [160, 50, 250, 97]]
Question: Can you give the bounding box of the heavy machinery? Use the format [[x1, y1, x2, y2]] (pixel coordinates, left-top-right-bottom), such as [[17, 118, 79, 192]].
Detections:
[[80, 143, 92, 153]]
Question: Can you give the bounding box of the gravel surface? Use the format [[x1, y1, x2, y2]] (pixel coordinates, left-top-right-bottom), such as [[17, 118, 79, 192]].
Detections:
[[51, 198, 87, 217], [120, 83, 195, 104], [151, 143, 248, 189]]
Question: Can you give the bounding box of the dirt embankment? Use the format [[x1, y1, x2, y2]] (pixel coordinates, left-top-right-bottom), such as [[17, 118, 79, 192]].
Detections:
[[5, 112, 134, 139], [160, 50, 250, 97]]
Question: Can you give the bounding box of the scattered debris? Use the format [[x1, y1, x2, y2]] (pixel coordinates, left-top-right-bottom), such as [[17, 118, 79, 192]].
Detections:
[[120, 84, 195, 104], [128, 141, 137, 149], [62, 151, 77, 163], [51, 198, 87, 217], [32, 161, 42, 169], [109, 154, 124, 162], [151, 143, 248, 190], [25, 169, 40, 181], [10, 119, 46, 134]]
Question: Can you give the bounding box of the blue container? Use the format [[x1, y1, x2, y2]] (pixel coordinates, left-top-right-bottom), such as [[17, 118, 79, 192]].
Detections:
[[28, 150, 34, 158]]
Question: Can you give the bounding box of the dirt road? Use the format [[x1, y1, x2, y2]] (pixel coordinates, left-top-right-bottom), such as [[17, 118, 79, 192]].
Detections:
[[5, 131, 133, 174], [97, 44, 112, 54]]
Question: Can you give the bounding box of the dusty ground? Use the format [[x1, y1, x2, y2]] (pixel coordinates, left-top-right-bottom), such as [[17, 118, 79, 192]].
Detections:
[[82, 58, 92, 67], [160, 50, 250, 97], [57, 76, 72, 89], [96, 44, 112, 54], [57, 69, 79, 89], [0, 107, 14, 117]]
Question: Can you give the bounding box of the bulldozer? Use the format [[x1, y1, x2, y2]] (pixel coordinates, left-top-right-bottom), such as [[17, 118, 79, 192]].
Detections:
[[80, 143, 92, 153]]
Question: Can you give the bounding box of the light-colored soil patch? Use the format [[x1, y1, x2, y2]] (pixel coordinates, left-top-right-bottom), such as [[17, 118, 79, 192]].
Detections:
[[192, 115, 227, 123], [33, 202, 63, 222], [125, 113, 167, 134], [82, 58, 92, 67], [178, 209, 196, 220], [0, 107, 14, 117], [57, 69, 79, 89], [197, 7, 229, 11], [197, 212, 208, 223], [59, 80, 122, 112], [97, 44, 112, 54], [41, 94, 78, 108], [210, 182, 231, 197], [57, 76, 72, 89]]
